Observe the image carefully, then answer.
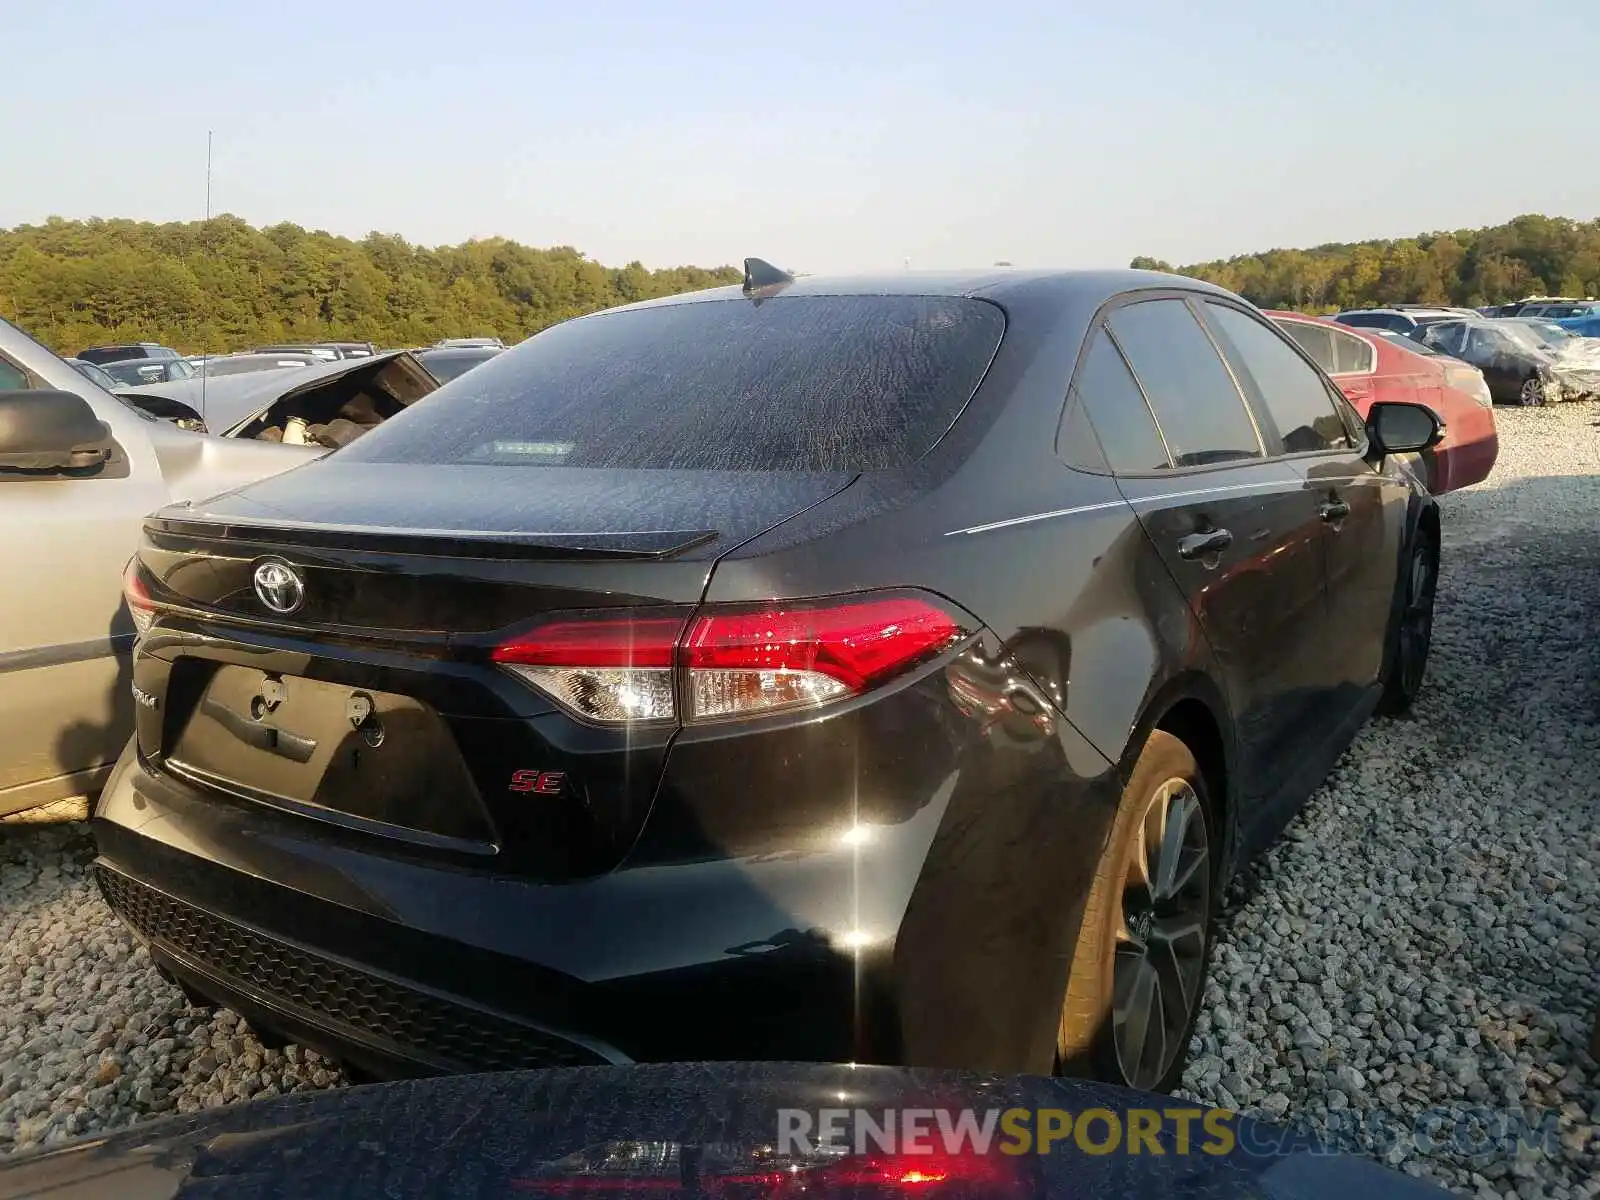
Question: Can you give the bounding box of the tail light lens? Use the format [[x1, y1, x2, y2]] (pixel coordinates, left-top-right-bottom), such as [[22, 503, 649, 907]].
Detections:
[[121, 557, 157, 637], [492, 593, 971, 726], [492, 616, 684, 723]]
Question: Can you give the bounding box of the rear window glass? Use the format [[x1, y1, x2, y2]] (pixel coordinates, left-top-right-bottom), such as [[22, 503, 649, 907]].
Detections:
[[337, 296, 1006, 471]]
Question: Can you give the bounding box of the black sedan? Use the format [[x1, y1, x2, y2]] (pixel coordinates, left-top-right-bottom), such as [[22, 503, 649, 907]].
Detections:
[[100, 264, 1443, 1094]]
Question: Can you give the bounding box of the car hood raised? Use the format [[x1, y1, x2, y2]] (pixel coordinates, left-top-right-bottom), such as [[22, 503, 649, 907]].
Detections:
[[116, 350, 437, 437], [0, 1063, 1449, 1200]]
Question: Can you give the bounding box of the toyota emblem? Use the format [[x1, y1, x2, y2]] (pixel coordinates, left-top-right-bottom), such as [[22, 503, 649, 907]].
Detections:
[[252, 558, 306, 615]]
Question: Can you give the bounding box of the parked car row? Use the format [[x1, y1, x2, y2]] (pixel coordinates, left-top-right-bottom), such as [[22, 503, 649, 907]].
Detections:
[[1329, 303, 1600, 405], [5, 265, 1457, 1099], [1479, 295, 1600, 319]]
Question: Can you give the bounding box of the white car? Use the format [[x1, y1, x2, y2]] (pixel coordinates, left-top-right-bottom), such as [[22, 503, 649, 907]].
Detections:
[[0, 318, 327, 815]]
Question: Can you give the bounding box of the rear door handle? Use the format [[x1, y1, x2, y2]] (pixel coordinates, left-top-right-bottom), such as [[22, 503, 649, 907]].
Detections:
[[1177, 528, 1233, 559], [1319, 500, 1351, 522]]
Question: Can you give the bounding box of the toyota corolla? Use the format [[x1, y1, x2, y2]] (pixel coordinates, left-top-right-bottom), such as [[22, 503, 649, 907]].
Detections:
[[95, 263, 1444, 1093]]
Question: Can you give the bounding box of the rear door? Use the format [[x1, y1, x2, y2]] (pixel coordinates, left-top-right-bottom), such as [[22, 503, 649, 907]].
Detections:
[[1099, 296, 1330, 803], [1198, 300, 1403, 712]]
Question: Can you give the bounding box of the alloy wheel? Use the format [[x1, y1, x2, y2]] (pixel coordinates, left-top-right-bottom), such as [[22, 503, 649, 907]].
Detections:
[[1397, 538, 1437, 698], [1519, 376, 1545, 406], [1111, 778, 1211, 1091]]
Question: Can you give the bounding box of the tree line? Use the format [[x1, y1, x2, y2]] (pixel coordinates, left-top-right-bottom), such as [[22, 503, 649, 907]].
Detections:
[[1131, 214, 1600, 312], [6, 212, 1596, 353], [0, 215, 741, 354]]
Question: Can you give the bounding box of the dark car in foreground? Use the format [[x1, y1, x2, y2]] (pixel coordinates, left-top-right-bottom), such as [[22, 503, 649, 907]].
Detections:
[[98, 265, 1443, 1093], [0, 1063, 1451, 1199]]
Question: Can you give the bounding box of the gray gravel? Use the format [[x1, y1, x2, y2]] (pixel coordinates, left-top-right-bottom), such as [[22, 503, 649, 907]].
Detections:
[[0, 803, 346, 1153], [0, 404, 1595, 1194], [1181, 401, 1600, 1198]]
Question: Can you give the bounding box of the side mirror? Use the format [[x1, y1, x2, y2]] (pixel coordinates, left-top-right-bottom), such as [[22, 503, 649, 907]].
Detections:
[[1367, 401, 1444, 455], [0, 390, 115, 472]]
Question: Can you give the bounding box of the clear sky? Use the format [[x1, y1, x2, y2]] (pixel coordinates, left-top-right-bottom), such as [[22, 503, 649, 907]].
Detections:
[[4, 0, 1596, 273]]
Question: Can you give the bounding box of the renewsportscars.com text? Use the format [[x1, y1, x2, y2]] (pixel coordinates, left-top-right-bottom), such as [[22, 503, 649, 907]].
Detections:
[[778, 1106, 1563, 1159]]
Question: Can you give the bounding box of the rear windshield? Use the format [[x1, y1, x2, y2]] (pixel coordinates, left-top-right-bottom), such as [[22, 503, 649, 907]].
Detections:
[[336, 295, 1005, 471]]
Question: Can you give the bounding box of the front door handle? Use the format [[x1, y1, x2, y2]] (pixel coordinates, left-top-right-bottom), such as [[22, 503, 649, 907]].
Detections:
[[1177, 528, 1233, 559], [1319, 499, 1351, 522]]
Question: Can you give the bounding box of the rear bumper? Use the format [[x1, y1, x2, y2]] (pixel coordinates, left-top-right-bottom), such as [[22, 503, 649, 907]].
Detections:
[[94, 662, 1120, 1076]]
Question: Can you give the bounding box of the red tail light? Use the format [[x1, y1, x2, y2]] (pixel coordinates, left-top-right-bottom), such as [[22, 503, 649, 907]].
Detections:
[[121, 557, 157, 637], [492, 593, 971, 726], [683, 598, 968, 721]]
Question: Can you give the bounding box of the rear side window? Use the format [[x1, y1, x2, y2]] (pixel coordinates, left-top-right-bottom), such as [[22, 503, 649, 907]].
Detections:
[[1276, 320, 1336, 373], [338, 296, 1005, 471], [1061, 327, 1169, 472], [1330, 328, 1375, 373], [1106, 299, 1261, 468], [1204, 303, 1349, 454]]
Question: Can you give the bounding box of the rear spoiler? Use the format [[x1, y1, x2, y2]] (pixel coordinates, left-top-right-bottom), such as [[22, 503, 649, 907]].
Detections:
[[144, 514, 718, 561]]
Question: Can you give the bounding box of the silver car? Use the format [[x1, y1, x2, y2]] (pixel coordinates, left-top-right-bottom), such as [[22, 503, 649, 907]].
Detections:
[[0, 318, 327, 815]]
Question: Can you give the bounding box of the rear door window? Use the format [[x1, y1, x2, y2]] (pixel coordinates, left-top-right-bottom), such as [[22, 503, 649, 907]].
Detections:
[[1060, 326, 1170, 472], [337, 296, 1006, 471], [1329, 328, 1376, 373], [1275, 320, 1336, 373], [1203, 302, 1350, 454], [1105, 298, 1262, 468]]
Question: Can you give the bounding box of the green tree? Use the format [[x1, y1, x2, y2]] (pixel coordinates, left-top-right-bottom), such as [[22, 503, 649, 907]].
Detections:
[[0, 215, 741, 353], [1131, 214, 1600, 312]]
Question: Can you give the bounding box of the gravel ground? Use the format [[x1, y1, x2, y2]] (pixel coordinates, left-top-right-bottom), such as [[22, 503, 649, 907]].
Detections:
[[0, 403, 1596, 1193], [1181, 400, 1600, 1198]]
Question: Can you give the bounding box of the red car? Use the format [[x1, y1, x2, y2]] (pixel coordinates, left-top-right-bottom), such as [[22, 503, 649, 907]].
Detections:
[[1266, 311, 1498, 494]]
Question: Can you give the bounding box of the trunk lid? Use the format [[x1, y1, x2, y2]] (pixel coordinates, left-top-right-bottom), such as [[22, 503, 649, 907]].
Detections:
[[131, 463, 856, 879]]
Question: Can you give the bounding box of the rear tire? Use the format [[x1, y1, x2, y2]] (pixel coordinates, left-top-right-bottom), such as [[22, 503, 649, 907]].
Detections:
[[1377, 526, 1439, 716], [1056, 730, 1215, 1094]]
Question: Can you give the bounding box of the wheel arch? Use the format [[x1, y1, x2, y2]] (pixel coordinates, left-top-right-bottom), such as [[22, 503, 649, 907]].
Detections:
[[1119, 674, 1236, 883]]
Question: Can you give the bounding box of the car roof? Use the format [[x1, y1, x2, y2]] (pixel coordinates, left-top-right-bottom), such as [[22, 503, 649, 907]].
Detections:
[[1262, 309, 1345, 325], [599, 268, 1240, 318]]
